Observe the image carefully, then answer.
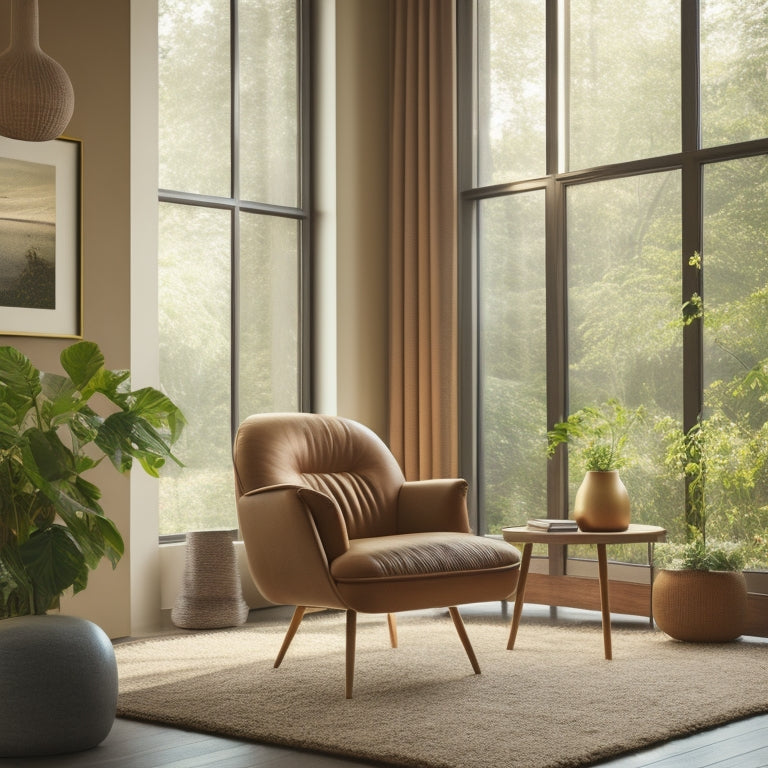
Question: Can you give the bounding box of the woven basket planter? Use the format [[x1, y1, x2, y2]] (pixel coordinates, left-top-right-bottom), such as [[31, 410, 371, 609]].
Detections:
[[172, 530, 249, 629], [653, 569, 747, 642]]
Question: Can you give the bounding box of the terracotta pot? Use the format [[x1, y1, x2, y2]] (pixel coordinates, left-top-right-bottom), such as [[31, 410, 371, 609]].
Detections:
[[573, 470, 630, 532], [652, 569, 747, 642]]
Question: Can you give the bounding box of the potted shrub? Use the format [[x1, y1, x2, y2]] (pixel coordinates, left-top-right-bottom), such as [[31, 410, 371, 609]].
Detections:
[[0, 341, 184, 756], [651, 258, 767, 642], [652, 418, 750, 642], [547, 399, 644, 531]]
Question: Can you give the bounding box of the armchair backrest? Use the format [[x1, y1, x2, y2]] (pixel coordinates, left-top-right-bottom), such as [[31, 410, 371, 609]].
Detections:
[[233, 413, 406, 539]]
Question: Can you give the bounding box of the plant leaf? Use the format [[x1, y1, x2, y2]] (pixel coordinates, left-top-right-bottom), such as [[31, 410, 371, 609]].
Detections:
[[96, 411, 182, 476], [0, 543, 34, 617], [130, 387, 187, 444], [0, 346, 40, 425], [17, 527, 88, 613], [25, 427, 74, 483], [59, 341, 104, 392]]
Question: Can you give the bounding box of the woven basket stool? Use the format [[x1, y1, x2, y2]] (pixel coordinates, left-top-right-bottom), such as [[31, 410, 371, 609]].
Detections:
[[172, 530, 249, 629]]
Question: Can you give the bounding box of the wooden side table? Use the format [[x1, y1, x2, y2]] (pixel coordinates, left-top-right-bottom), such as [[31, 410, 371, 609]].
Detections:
[[501, 524, 666, 659]]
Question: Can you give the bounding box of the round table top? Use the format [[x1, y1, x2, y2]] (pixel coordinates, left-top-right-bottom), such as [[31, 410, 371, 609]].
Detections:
[[501, 523, 667, 545]]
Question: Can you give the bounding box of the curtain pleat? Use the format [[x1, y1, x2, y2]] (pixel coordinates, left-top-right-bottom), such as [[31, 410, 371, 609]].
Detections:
[[388, 0, 458, 480]]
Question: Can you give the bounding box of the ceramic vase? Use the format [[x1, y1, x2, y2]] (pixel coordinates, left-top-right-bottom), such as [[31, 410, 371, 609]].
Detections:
[[573, 470, 630, 532]]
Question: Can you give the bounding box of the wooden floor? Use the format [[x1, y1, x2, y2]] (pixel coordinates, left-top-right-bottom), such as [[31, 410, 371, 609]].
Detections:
[[0, 714, 766, 768], [1, 605, 766, 768]]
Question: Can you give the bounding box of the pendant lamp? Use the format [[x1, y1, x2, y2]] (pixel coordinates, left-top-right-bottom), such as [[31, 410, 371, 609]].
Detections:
[[0, 0, 74, 142]]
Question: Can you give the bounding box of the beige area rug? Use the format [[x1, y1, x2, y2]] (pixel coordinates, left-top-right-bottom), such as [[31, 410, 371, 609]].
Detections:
[[115, 609, 768, 768]]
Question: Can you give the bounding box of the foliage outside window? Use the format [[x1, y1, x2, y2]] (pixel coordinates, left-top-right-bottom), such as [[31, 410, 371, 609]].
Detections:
[[462, 0, 768, 570], [157, 0, 308, 535]]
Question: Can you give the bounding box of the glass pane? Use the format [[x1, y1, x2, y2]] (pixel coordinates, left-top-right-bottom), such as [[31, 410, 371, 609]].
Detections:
[[568, 0, 680, 171], [701, 0, 768, 148], [239, 0, 299, 207], [702, 156, 768, 565], [158, 204, 234, 535], [567, 172, 683, 560], [477, 0, 546, 185], [478, 192, 547, 532], [238, 213, 299, 421], [159, 0, 231, 196]]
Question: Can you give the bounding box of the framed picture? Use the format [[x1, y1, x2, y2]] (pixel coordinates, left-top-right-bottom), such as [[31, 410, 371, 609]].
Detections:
[[0, 136, 82, 338]]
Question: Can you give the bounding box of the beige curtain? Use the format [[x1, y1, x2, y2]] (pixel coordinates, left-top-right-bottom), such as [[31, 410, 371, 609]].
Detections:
[[388, 0, 458, 480]]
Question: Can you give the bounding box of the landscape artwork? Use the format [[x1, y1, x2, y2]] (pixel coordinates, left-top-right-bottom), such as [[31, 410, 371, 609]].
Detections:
[[0, 137, 81, 338], [0, 156, 56, 311]]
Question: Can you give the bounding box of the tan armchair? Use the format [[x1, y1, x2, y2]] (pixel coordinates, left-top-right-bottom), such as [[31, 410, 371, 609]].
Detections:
[[233, 413, 521, 697]]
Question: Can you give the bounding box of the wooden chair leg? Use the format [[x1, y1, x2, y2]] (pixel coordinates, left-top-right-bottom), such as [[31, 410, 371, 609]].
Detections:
[[346, 609, 357, 699], [274, 606, 306, 669], [449, 606, 481, 675], [387, 612, 398, 648]]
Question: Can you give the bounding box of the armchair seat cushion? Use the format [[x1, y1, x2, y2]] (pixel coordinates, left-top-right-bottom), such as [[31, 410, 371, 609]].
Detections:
[[331, 532, 519, 580], [330, 532, 520, 613]]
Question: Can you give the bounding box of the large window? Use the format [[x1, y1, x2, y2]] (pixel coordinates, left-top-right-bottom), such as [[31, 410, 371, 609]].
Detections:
[[460, 0, 768, 572], [158, 0, 310, 536]]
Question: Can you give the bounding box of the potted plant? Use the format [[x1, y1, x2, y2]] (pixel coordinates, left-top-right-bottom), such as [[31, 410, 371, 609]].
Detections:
[[652, 417, 750, 642], [0, 340, 185, 756], [650, 250, 767, 642], [547, 399, 644, 531]]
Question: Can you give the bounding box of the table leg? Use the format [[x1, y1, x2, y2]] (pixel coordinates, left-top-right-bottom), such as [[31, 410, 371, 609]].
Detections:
[[507, 543, 533, 650], [648, 542, 656, 628], [596, 543, 612, 660]]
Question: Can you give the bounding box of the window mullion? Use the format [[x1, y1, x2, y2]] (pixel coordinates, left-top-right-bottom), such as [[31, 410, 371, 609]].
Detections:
[[680, 0, 702, 436], [554, 0, 568, 174], [298, 0, 312, 412], [230, 0, 240, 442], [546, 0, 567, 526], [680, 0, 700, 154], [546, 0, 560, 175]]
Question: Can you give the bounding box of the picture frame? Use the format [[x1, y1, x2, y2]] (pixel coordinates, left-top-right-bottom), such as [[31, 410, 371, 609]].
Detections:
[[0, 136, 82, 338]]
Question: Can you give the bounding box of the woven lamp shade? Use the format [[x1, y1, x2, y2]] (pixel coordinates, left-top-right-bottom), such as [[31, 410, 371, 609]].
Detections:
[[0, 0, 74, 142]]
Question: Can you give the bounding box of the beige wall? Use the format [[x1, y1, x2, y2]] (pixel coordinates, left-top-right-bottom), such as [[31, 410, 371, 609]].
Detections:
[[0, 0, 133, 637], [333, 0, 390, 441]]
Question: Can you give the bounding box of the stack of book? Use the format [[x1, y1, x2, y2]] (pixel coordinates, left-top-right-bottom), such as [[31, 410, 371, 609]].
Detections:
[[526, 518, 579, 532]]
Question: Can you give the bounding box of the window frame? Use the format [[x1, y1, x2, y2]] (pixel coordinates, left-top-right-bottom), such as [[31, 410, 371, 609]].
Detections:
[[158, 0, 312, 541], [458, 0, 768, 597]]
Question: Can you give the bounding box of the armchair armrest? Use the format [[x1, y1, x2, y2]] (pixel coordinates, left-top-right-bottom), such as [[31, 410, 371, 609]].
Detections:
[[397, 479, 471, 534], [236, 485, 346, 609], [296, 487, 350, 561]]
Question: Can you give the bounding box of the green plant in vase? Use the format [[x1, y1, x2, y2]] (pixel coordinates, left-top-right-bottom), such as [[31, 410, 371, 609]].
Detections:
[[650, 251, 768, 642], [0, 340, 185, 619], [547, 399, 644, 531], [655, 414, 753, 571], [653, 415, 753, 641], [547, 399, 644, 472]]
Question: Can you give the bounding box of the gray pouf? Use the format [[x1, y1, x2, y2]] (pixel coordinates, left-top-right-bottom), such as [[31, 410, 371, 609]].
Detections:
[[172, 529, 249, 629], [0, 614, 117, 756]]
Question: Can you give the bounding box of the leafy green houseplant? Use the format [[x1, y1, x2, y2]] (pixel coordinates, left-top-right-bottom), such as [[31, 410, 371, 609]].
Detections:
[[655, 417, 751, 572], [546, 400, 644, 531], [655, 251, 766, 571], [0, 341, 185, 619], [546, 399, 645, 472], [653, 406, 751, 641], [653, 531, 749, 642]]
